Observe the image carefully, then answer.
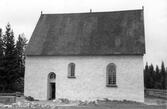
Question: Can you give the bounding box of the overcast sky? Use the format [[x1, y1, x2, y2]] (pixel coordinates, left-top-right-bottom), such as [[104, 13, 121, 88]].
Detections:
[[0, 0, 167, 66]]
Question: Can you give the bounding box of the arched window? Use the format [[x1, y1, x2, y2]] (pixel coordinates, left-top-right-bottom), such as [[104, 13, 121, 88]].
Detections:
[[106, 63, 117, 87], [49, 72, 56, 80], [68, 63, 76, 78]]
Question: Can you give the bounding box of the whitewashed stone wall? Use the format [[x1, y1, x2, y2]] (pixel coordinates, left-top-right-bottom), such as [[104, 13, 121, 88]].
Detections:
[[24, 55, 144, 102]]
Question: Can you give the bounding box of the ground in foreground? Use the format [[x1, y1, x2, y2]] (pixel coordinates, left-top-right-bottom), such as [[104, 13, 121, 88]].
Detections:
[[0, 96, 166, 109]]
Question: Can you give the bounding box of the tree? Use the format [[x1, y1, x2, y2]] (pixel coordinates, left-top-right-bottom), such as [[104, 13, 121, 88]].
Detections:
[[0, 28, 3, 57], [144, 63, 156, 89], [144, 62, 167, 90], [0, 28, 4, 67], [154, 65, 161, 89], [14, 34, 27, 92], [148, 64, 155, 88], [16, 34, 27, 78], [144, 62, 149, 88], [3, 23, 18, 92], [160, 61, 166, 89], [0, 28, 5, 92], [0, 24, 27, 92], [166, 67, 167, 89]]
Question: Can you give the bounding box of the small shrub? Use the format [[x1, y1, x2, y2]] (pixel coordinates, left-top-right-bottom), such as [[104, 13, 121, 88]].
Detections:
[[88, 101, 97, 105], [103, 98, 111, 102], [59, 98, 70, 104], [15, 92, 23, 97], [78, 100, 88, 105], [25, 96, 34, 101]]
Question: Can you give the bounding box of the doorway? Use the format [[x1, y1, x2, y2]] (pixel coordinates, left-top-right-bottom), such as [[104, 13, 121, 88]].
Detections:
[[48, 72, 56, 100], [50, 83, 55, 99]]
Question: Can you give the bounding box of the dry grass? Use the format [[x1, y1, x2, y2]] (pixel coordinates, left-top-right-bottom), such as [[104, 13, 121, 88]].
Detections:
[[0, 96, 166, 109]]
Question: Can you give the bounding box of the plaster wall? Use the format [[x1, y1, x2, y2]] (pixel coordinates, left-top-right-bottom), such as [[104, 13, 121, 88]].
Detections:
[[24, 55, 144, 102]]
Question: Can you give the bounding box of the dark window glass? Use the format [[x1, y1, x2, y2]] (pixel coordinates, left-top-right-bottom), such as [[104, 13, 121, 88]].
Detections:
[[68, 63, 75, 78], [106, 63, 116, 86], [49, 72, 56, 80]]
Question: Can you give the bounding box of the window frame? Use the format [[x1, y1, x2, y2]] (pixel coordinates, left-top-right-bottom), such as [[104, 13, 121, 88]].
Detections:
[[68, 63, 76, 78], [106, 63, 117, 87], [49, 72, 56, 80]]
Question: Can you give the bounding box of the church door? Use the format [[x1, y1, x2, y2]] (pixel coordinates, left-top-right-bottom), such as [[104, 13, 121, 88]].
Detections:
[[50, 83, 55, 99], [48, 72, 56, 100]]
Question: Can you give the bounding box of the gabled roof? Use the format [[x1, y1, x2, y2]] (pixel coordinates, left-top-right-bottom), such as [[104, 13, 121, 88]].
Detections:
[[26, 9, 145, 56]]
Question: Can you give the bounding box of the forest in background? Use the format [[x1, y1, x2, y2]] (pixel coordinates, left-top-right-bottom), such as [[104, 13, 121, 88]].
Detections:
[[144, 62, 167, 89], [0, 24, 27, 92]]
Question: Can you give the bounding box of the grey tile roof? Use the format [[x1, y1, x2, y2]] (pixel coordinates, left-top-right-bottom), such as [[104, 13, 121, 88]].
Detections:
[[26, 9, 145, 56]]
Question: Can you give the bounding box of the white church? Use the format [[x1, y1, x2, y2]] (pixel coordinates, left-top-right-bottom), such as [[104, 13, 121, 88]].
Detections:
[[24, 9, 145, 102]]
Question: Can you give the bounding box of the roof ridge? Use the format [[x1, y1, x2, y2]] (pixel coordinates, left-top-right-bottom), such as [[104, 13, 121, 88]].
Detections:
[[41, 9, 143, 15]]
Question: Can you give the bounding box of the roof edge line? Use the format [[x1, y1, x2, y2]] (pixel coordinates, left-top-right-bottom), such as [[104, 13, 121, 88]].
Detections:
[[42, 9, 143, 15]]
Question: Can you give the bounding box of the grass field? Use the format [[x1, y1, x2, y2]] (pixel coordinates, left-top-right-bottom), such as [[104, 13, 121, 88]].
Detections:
[[0, 102, 166, 109], [0, 96, 166, 109]]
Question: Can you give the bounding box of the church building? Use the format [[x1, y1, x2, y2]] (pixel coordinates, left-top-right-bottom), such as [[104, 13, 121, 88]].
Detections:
[[24, 9, 145, 102]]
